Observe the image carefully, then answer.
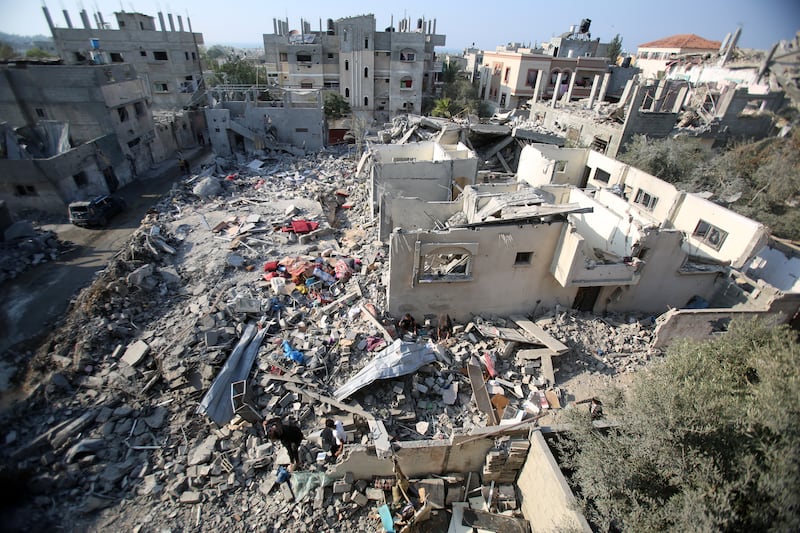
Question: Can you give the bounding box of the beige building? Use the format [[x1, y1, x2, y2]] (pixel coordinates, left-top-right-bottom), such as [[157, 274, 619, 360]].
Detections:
[[478, 47, 608, 112], [263, 14, 445, 123], [635, 33, 721, 80]]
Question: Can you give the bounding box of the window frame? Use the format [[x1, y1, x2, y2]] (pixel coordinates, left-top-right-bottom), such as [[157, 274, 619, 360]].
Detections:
[[692, 220, 728, 250]]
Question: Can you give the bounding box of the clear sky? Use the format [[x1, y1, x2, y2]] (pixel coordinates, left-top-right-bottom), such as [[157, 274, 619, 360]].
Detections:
[[0, 0, 797, 52]]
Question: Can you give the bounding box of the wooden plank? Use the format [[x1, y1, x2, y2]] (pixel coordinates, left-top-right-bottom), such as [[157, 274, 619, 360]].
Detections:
[[468, 364, 498, 426], [510, 316, 569, 354], [462, 509, 529, 533]]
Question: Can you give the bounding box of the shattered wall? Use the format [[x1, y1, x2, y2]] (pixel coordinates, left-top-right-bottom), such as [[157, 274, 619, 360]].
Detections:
[[0, 133, 132, 212], [388, 220, 575, 322], [379, 196, 463, 242], [517, 144, 589, 187], [517, 431, 592, 532]]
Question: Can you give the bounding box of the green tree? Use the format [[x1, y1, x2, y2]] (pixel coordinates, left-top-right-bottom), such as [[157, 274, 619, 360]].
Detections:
[[215, 59, 257, 85], [323, 92, 351, 120], [0, 41, 16, 60], [557, 319, 800, 532], [431, 97, 455, 118], [607, 34, 623, 65], [441, 61, 460, 84], [205, 45, 227, 60], [25, 47, 53, 59]]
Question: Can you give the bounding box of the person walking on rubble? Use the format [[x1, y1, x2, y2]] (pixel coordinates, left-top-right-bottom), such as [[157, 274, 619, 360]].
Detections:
[[320, 418, 344, 463], [264, 417, 304, 471]]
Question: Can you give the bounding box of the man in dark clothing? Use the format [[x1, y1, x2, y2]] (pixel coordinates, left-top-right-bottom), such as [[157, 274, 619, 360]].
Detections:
[[320, 418, 343, 463], [264, 417, 304, 471], [398, 313, 418, 337]]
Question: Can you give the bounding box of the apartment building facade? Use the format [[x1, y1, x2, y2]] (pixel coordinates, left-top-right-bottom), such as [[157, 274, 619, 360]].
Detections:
[[479, 47, 608, 112], [635, 34, 721, 79], [43, 7, 205, 109], [263, 14, 445, 123]]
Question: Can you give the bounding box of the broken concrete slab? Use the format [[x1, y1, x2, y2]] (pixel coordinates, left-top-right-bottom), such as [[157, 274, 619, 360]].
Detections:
[[121, 340, 150, 367]]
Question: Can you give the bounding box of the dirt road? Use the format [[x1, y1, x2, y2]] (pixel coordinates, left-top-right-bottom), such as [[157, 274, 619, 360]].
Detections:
[[0, 149, 209, 362]]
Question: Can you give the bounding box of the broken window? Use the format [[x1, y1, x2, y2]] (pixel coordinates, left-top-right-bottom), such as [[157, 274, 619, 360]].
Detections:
[[594, 168, 611, 183], [591, 137, 609, 154], [417, 244, 476, 283], [693, 220, 728, 250], [514, 252, 533, 265], [73, 171, 89, 187], [110, 52, 123, 62], [14, 184, 37, 196], [153, 51, 168, 60], [117, 106, 129, 122], [555, 160, 567, 173], [633, 189, 659, 210], [400, 50, 415, 61], [134, 101, 146, 117], [525, 69, 538, 86], [400, 76, 413, 89], [296, 52, 312, 64], [300, 80, 313, 89], [154, 82, 168, 92], [549, 70, 561, 85], [279, 53, 288, 62]]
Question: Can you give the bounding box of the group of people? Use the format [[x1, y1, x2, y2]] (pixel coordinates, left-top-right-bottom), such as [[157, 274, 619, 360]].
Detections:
[[263, 417, 346, 472], [397, 312, 453, 341]]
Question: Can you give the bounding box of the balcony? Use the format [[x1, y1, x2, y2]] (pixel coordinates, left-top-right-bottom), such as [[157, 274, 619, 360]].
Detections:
[[551, 228, 641, 287]]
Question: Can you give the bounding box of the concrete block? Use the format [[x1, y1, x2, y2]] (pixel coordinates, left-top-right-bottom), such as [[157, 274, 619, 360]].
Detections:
[[366, 487, 385, 501], [281, 482, 295, 502], [121, 340, 150, 366], [179, 491, 202, 504], [333, 481, 352, 494], [351, 490, 368, 507]]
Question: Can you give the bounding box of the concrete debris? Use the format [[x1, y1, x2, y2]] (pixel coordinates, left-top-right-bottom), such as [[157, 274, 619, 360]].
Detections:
[[0, 145, 659, 532], [0, 223, 73, 284]]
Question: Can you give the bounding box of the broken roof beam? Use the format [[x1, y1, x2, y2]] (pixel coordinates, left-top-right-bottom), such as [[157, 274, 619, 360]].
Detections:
[[467, 364, 498, 426], [482, 136, 514, 159], [509, 316, 568, 354]]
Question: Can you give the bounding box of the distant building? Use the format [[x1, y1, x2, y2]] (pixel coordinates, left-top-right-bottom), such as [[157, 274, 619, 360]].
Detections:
[[262, 14, 446, 123], [479, 47, 608, 111], [463, 46, 483, 83], [43, 7, 205, 109], [540, 18, 610, 59], [635, 34, 721, 79]]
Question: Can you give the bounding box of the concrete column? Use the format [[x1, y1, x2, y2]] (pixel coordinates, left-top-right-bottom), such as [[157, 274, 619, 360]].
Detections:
[[673, 86, 689, 112], [586, 74, 601, 108], [595, 72, 611, 109], [551, 72, 563, 108], [565, 70, 578, 102], [653, 79, 668, 111], [80, 10, 91, 29], [168, 13, 175, 32], [532, 70, 544, 104], [63, 9, 73, 28], [177, 15, 184, 32], [42, 7, 55, 31], [158, 12, 166, 32]]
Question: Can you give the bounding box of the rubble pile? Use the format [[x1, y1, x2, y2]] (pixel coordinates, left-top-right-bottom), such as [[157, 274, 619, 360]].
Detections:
[[0, 221, 72, 283], [0, 146, 657, 532]]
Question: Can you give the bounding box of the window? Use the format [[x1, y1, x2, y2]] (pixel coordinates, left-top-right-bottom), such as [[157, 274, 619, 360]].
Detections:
[[345, 60, 349, 71], [364, 38, 369, 49], [279, 52, 288, 62], [493, 63, 502, 75], [400, 50, 415, 61], [140, 50, 147, 57], [117, 106, 129, 122], [154, 82, 168, 92], [185, 51, 190, 60], [364, 67, 368, 78], [693, 220, 728, 250], [633, 189, 659, 210], [400, 76, 412, 89], [296, 53, 312, 63], [295, 128, 309, 132], [514, 252, 533, 266], [417, 244, 476, 283], [504, 67, 510, 83], [73, 171, 89, 187], [525, 69, 538, 86], [134, 101, 146, 117], [192, 52, 196, 60], [594, 168, 611, 183], [300, 81, 313, 89], [345, 88, 350, 97], [15, 184, 38, 196], [500, 93, 506, 106], [35, 108, 45, 118], [364, 96, 369, 106], [127, 137, 140, 148], [110, 52, 123, 62], [215, 127, 220, 132], [554, 160, 567, 173], [327, 53, 334, 59], [153, 51, 168, 60], [549, 70, 561, 86], [591, 137, 609, 154]]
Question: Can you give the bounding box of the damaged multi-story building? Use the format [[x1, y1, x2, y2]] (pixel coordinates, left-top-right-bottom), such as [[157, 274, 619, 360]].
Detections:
[[262, 14, 446, 123], [362, 140, 798, 346]]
